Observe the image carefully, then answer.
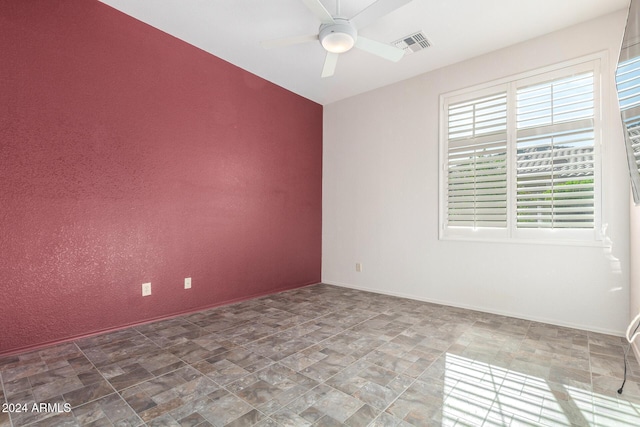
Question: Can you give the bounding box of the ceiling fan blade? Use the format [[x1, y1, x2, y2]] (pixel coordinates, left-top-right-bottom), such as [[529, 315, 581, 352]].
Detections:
[[261, 34, 318, 49], [350, 0, 412, 29], [301, 0, 335, 24], [321, 52, 339, 78], [355, 36, 405, 62]]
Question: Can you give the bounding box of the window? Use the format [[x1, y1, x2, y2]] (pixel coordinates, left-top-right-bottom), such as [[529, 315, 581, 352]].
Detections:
[[616, 55, 640, 203], [440, 58, 602, 243]]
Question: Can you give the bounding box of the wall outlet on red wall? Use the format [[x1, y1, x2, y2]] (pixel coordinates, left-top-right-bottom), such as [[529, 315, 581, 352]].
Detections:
[[142, 283, 152, 296]]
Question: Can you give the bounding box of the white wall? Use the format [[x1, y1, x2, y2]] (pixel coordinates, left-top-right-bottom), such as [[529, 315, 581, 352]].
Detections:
[[323, 11, 630, 335]]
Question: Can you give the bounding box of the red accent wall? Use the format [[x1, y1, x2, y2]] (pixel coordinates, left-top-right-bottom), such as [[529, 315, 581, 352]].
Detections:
[[0, 1, 322, 355]]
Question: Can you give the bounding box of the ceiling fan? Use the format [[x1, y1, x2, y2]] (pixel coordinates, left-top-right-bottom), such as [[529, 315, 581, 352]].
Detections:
[[262, 0, 412, 78]]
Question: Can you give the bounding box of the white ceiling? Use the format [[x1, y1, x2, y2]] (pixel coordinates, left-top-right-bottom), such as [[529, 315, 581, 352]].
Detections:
[[98, 0, 629, 105]]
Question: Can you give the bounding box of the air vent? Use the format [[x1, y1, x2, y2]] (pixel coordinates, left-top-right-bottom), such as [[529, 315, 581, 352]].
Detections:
[[392, 31, 431, 55]]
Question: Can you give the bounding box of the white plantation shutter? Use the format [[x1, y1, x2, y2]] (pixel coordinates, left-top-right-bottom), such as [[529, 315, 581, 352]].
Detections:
[[515, 73, 595, 229], [616, 56, 640, 202], [446, 92, 508, 228], [616, 57, 640, 111], [625, 118, 640, 176], [440, 57, 601, 242]]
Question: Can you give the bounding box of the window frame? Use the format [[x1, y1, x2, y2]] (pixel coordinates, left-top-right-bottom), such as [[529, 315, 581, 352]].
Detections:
[[439, 54, 605, 246]]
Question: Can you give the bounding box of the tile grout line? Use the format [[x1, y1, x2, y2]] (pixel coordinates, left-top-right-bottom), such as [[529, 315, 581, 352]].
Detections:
[[91, 304, 305, 425], [225, 309, 386, 423], [72, 341, 146, 427], [213, 305, 387, 424], [259, 310, 382, 421], [367, 317, 535, 427], [11, 350, 79, 427], [0, 296, 529, 426], [0, 369, 13, 427], [480, 319, 534, 427], [587, 330, 594, 413], [324, 312, 451, 426], [6, 286, 637, 427], [345, 308, 476, 424], [97, 342, 268, 426], [121, 301, 367, 425], [373, 316, 481, 426], [194, 307, 391, 425]]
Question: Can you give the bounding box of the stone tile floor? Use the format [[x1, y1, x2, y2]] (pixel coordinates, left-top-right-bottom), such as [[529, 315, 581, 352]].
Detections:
[[2, 284, 640, 426]]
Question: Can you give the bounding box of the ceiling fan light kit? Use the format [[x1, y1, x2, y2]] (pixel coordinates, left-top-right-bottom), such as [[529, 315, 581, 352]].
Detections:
[[319, 19, 357, 53], [263, 0, 413, 77]]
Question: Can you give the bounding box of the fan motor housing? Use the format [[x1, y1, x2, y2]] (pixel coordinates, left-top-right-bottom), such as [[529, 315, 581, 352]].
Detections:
[[319, 18, 357, 53]]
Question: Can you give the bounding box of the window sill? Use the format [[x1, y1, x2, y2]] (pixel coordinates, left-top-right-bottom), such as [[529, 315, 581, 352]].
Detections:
[[439, 233, 608, 248]]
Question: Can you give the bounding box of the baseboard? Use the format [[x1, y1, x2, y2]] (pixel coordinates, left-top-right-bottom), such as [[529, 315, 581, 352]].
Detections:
[[323, 280, 625, 337], [0, 281, 320, 358]]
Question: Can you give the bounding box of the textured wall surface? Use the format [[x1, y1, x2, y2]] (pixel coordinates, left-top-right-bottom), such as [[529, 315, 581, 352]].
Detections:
[[0, 0, 322, 355]]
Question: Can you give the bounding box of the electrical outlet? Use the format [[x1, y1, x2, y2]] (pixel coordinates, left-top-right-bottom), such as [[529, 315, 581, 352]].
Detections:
[[184, 277, 191, 289], [356, 263, 362, 272], [142, 282, 151, 296]]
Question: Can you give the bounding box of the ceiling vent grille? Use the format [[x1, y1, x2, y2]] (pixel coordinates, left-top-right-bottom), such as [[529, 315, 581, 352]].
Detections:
[[392, 31, 431, 55]]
